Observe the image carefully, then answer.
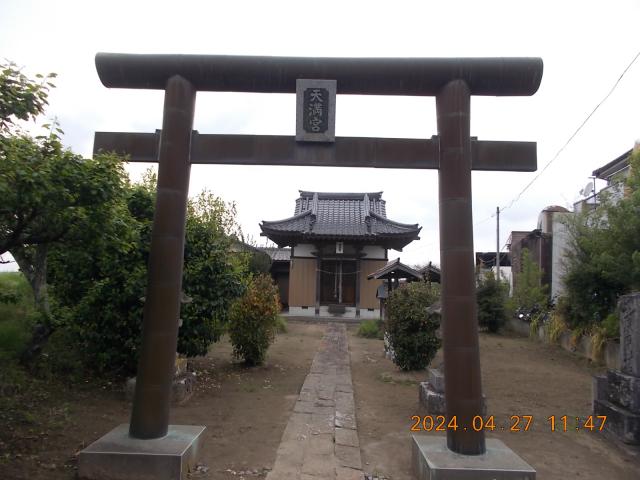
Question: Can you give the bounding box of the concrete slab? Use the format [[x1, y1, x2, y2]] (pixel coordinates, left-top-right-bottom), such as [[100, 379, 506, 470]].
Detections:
[[412, 435, 535, 480], [78, 424, 205, 480]]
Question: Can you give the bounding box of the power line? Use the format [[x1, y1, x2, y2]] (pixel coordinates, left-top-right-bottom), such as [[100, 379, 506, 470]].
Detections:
[[498, 49, 640, 213]]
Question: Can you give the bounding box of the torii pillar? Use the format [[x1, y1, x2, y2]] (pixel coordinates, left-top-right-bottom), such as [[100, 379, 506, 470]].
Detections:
[[78, 54, 542, 480]]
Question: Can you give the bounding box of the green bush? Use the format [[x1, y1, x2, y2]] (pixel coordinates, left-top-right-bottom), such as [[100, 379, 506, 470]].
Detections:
[[228, 274, 281, 366], [0, 318, 31, 362], [477, 271, 508, 333], [506, 248, 548, 318], [275, 315, 288, 334], [0, 273, 36, 362], [386, 282, 441, 371], [357, 318, 384, 339]]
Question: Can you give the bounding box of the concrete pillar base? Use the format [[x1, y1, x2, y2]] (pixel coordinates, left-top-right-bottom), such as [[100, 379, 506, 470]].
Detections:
[[78, 424, 206, 480], [412, 435, 535, 479]]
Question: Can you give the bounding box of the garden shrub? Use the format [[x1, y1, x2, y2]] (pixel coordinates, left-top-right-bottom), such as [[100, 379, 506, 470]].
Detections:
[[228, 274, 280, 366], [385, 282, 441, 371], [476, 271, 508, 333]]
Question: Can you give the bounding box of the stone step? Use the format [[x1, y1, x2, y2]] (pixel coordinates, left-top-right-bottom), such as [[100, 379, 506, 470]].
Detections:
[[593, 398, 640, 445]]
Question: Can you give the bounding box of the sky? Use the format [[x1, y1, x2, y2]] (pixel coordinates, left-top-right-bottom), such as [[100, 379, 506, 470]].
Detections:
[[1, 0, 639, 271]]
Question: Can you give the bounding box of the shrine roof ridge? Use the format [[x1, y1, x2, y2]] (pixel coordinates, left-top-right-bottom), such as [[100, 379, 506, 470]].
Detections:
[[299, 190, 383, 200], [95, 53, 543, 97]]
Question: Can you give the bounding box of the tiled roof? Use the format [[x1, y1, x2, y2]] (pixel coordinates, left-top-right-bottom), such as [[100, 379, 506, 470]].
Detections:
[[259, 247, 291, 262], [260, 191, 420, 249], [367, 258, 423, 281]]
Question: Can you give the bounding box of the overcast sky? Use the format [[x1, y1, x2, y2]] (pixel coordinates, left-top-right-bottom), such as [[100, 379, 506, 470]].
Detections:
[[2, 0, 639, 271]]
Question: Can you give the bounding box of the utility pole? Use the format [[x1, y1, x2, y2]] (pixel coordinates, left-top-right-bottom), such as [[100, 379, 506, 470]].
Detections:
[[496, 206, 501, 281]]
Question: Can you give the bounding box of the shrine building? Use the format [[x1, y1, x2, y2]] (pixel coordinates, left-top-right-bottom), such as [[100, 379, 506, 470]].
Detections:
[[260, 191, 421, 318]]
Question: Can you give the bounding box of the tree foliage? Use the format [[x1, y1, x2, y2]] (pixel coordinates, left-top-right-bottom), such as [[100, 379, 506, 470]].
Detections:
[[228, 274, 281, 366], [180, 191, 246, 357], [1, 62, 123, 314], [48, 178, 248, 376], [385, 282, 441, 371], [477, 271, 508, 333], [562, 152, 640, 329], [0, 61, 55, 132], [507, 248, 548, 316], [1, 62, 250, 377]]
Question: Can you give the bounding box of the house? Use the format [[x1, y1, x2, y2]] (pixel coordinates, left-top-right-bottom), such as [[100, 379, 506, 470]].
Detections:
[[574, 148, 634, 214], [260, 191, 421, 318], [475, 251, 511, 287], [508, 142, 637, 302], [507, 206, 570, 300]]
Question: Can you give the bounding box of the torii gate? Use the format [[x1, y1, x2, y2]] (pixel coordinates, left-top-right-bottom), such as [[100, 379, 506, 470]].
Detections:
[[82, 53, 542, 480]]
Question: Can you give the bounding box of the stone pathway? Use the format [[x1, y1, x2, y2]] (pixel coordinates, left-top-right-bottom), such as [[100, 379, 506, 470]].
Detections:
[[267, 323, 363, 480]]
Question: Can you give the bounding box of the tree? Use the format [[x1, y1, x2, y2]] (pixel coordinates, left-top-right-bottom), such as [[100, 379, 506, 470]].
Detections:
[[562, 152, 640, 328], [1, 62, 124, 314], [228, 274, 280, 366], [477, 271, 508, 333], [179, 191, 247, 357], [508, 248, 547, 317], [0, 61, 55, 132], [47, 180, 249, 377]]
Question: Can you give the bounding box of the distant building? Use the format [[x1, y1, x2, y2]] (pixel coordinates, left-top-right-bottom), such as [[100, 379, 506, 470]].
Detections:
[[508, 143, 637, 302], [475, 251, 512, 292], [507, 206, 570, 301], [574, 148, 634, 214], [260, 191, 421, 318]]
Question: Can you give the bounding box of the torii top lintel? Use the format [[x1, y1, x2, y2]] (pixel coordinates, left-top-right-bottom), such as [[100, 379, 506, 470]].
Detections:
[[95, 53, 543, 97]]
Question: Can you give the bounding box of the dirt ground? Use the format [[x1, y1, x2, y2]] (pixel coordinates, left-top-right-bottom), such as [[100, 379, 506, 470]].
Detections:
[[349, 327, 640, 480], [1, 321, 639, 479]]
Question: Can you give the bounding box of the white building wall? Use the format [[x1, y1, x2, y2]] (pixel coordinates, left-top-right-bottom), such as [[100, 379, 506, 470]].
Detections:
[[551, 212, 572, 300], [293, 243, 315, 258]]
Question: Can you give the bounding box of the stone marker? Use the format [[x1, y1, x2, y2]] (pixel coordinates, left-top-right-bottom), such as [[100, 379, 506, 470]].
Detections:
[[593, 292, 640, 444]]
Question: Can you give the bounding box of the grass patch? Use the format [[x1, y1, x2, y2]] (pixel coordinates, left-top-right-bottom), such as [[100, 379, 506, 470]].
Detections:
[[377, 371, 419, 386], [357, 318, 384, 339]]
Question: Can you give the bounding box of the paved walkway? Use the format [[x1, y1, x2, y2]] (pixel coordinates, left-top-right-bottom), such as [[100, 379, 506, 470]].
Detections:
[[267, 323, 363, 480]]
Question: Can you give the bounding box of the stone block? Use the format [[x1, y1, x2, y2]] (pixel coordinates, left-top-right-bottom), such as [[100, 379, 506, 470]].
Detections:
[[428, 368, 445, 393], [594, 398, 640, 444], [78, 424, 205, 480], [336, 383, 353, 393], [606, 370, 640, 413], [412, 435, 536, 480], [310, 413, 335, 434], [605, 341, 621, 370], [335, 444, 362, 469], [308, 433, 334, 455], [419, 382, 446, 415], [336, 466, 363, 480], [620, 293, 640, 377], [335, 411, 357, 430], [171, 373, 195, 406], [294, 401, 315, 414], [335, 427, 359, 447], [592, 374, 608, 405]]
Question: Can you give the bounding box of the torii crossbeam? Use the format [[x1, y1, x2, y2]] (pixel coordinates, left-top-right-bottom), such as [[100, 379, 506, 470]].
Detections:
[[85, 53, 542, 480]]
